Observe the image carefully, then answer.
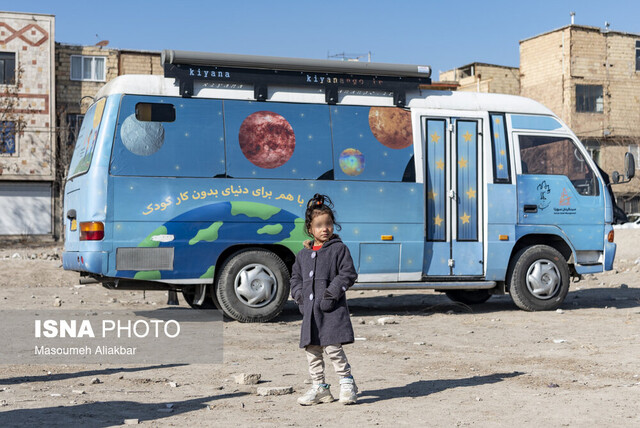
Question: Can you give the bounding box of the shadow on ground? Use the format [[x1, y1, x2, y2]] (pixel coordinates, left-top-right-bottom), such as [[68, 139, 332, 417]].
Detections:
[[275, 286, 639, 321], [0, 364, 187, 386], [358, 371, 523, 404], [0, 392, 247, 428]]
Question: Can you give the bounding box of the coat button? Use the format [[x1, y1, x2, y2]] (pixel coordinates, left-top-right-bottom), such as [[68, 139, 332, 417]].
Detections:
[[311, 252, 316, 259], [309, 293, 314, 300], [309, 270, 314, 277]]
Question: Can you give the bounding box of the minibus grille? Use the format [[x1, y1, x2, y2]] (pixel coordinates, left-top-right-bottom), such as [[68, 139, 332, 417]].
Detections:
[[116, 248, 174, 271]]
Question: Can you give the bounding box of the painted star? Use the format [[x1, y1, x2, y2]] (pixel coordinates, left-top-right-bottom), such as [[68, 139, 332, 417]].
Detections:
[[427, 190, 438, 200], [494, 132, 500, 139], [498, 163, 504, 170], [434, 214, 444, 226], [466, 188, 476, 199], [436, 159, 445, 170], [460, 212, 471, 224], [458, 157, 468, 168], [494, 117, 501, 124], [463, 131, 473, 142], [431, 132, 440, 144], [500, 149, 505, 155]]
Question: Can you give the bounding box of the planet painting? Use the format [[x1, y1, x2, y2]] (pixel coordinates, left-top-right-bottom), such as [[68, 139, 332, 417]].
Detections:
[[339, 148, 365, 176], [368, 107, 413, 149], [120, 114, 165, 156], [238, 111, 295, 169]]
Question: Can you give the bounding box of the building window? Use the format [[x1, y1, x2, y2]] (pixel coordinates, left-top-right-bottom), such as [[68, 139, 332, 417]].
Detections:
[[0, 121, 16, 154], [629, 145, 640, 170], [0, 52, 16, 85], [636, 41, 640, 72], [576, 85, 603, 113], [67, 114, 84, 144], [70, 55, 106, 81]]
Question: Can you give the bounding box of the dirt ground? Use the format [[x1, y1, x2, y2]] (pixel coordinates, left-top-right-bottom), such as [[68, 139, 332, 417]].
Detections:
[[0, 231, 639, 427]]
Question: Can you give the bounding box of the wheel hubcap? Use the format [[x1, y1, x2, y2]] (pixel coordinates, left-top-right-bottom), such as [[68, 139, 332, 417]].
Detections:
[[234, 263, 277, 308], [525, 259, 561, 300]]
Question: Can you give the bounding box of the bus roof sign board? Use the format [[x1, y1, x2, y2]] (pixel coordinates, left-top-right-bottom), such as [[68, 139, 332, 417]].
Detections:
[[161, 49, 432, 106]]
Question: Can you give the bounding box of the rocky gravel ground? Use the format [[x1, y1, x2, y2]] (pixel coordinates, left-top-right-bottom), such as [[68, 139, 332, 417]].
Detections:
[[0, 231, 639, 427]]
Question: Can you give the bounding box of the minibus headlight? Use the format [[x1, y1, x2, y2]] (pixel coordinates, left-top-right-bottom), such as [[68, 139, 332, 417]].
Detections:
[[80, 222, 104, 241]]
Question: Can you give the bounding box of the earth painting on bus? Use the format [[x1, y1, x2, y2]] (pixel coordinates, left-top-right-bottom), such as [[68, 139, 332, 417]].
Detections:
[[368, 106, 413, 149], [339, 148, 365, 176], [238, 111, 296, 169]]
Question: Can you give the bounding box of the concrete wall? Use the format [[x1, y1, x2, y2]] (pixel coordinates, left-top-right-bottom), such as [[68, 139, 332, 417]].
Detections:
[[439, 63, 519, 95], [119, 50, 163, 76]]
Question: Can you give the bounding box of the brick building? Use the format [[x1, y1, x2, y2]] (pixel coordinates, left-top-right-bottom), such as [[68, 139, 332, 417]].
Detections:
[[439, 62, 520, 95], [55, 44, 162, 145], [441, 25, 640, 214], [0, 11, 56, 237], [520, 25, 640, 213]]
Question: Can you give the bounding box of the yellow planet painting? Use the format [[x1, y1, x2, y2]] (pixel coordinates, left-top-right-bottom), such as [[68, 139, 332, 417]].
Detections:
[[368, 107, 413, 149]]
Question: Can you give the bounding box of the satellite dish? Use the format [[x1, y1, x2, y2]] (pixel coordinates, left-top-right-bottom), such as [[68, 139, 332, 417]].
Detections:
[[96, 40, 109, 47]]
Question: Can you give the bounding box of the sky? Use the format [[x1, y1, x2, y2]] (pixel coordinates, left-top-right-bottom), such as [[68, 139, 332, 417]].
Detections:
[[7, 0, 640, 81]]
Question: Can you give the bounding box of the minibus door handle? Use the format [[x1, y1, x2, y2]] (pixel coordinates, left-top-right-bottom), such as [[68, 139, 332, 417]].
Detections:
[[523, 205, 538, 213]]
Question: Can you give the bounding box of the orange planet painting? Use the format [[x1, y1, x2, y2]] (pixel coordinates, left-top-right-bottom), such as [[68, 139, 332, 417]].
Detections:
[[368, 107, 413, 149], [238, 111, 295, 169]]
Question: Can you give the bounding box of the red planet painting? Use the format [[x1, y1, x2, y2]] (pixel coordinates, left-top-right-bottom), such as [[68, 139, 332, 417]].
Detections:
[[368, 107, 413, 149], [238, 111, 296, 169]]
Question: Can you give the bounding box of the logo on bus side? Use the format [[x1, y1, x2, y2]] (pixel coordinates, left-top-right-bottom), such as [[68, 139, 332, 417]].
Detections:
[[536, 180, 551, 211], [189, 68, 232, 79]]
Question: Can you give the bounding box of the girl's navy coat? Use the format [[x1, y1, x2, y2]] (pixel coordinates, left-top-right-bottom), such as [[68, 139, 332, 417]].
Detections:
[[290, 235, 357, 348]]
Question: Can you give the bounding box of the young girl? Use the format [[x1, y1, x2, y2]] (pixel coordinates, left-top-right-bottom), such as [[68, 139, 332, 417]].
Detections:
[[290, 194, 358, 405]]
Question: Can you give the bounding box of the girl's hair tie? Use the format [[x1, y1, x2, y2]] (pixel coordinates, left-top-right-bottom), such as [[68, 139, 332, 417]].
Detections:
[[307, 194, 325, 209]]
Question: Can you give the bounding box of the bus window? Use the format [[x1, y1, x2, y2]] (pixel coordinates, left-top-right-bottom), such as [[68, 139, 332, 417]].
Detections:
[[519, 135, 598, 196], [68, 98, 106, 178], [224, 100, 333, 180], [110, 96, 225, 177], [331, 106, 415, 182], [135, 103, 176, 122], [489, 113, 511, 183]]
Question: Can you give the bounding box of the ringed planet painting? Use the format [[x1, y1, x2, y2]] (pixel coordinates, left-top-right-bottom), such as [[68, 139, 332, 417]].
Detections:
[[339, 148, 365, 176], [238, 111, 296, 169], [368, 107, 413, 150]]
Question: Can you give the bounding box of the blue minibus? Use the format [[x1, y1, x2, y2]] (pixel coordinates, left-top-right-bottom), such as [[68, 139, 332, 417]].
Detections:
[[63, 50, 634, 321]]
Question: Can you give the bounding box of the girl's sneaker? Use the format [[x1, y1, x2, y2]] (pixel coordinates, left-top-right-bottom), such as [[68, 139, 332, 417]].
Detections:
[[297, 383, 334, 405], [339, 377, 358, 404]]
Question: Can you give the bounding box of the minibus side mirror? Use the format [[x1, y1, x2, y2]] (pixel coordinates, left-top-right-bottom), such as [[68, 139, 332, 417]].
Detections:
[[625, 152, 635, 180], [611, 152, 636, 184], [611, 171, 620, 184]]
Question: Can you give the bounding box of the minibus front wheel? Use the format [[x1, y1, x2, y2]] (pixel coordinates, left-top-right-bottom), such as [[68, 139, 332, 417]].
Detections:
[[507, 245, 570, 311], [215, 248, 290, 322]]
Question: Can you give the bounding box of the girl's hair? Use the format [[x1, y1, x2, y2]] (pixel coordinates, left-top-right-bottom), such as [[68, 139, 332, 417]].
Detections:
[[304, 193, 341, 237]]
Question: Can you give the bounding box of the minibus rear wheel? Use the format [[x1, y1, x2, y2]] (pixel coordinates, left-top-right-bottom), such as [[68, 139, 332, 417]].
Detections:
[[181, 285, 218, 309], [507, 245, 569, 311], [215, 249, 290, 322]]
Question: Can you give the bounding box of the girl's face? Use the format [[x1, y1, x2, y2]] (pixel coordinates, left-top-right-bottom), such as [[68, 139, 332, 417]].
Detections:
[[309, 212, 333, 245]]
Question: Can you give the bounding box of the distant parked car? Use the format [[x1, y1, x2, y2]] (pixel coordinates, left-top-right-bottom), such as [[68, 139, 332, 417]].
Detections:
[[613, 213, 640, 229], [613, 204, 628, 224]]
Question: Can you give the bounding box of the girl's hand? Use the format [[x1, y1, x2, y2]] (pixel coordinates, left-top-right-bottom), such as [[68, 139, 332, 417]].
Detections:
[[320, 298, 338, 312]]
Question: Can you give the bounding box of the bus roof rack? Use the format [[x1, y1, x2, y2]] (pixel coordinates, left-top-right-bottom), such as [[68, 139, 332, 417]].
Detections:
[[162, 49, 432, 107]]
